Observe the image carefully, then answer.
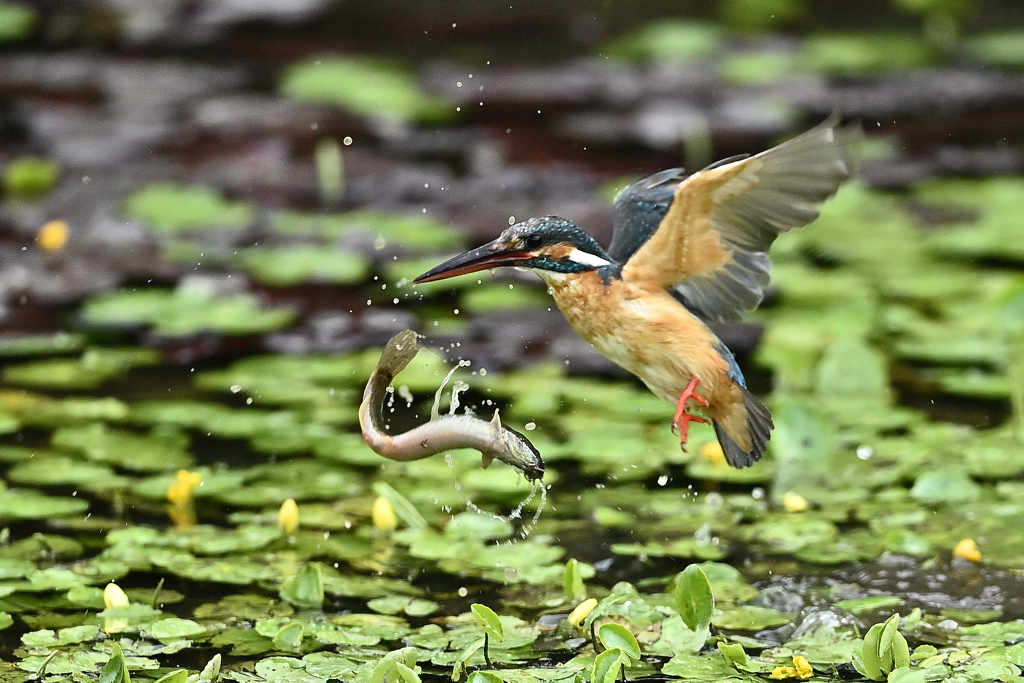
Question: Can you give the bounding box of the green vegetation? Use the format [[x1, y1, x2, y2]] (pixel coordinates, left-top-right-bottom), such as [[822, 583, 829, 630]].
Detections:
[[280, 56, 456, 123], [5, 122, 1024, 681], [123, 183, 255, 234], [2, 157, 59, 199], [602, 20, 723, 62], [0, 2, 34, 42], [80, 287, 295, 336]]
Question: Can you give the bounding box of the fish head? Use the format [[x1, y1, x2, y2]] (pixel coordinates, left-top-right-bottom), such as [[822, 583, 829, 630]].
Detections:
[[496, 425, 545, 481]]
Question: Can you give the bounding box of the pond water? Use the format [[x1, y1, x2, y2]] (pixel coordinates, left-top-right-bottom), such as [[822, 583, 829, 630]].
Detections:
[[2, 2, 1024, 682]]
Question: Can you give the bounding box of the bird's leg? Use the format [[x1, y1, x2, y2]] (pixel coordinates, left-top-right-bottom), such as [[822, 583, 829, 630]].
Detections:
[[671, 377, 710, 451]]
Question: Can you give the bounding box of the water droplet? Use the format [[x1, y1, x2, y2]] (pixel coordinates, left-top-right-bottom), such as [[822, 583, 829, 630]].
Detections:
[[458, 587, 468, 597], [525, 422, 536, 431], [343, 136, 352, 145]]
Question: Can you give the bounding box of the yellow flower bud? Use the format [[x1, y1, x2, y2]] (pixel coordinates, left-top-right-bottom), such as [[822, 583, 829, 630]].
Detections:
[[167, 470, 203, 504], [372, 496, 397, 531], [769, 666, 797, 680], [769, 657, 813, 680], [699, 441, 726, 466], [793, 656, 813, 679], [103, 582, 129, 609], [278, 498, 299, 534], [783, 491, 809, 513], [36, 220, 69, 252], [567, 597, 598, 629], [954, 538, 981, 562]]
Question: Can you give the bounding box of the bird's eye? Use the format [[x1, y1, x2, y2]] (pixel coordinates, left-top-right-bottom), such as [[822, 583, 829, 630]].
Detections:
[[525, 234, 543, 249]]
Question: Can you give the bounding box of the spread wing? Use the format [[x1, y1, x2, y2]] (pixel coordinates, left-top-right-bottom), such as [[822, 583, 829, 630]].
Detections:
[[617, 118, 858, 322]]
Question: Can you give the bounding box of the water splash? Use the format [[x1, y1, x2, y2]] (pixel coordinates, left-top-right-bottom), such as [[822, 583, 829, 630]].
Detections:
[[445, 455, 548, 540]]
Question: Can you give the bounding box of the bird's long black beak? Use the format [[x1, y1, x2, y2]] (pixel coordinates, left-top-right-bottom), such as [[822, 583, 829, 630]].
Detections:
[[413, 240, 532, 283]]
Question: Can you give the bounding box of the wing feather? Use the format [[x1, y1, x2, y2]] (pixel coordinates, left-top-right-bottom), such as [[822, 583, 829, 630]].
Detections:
[[622, 117, 858, 321]]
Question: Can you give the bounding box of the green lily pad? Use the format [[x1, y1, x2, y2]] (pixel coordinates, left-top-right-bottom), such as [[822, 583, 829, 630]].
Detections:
[[602, 20, 722, 62], [968, 31, 1024, 68], [271, 209, 465, 252], [124, 182, 254, 233], [0, 332, 84, 357], [2, 347, 161, 390], [8, 456, 131, 491], [142, 618, 207, 642], [0, 489, 89, 520], [280, 56, 454, 123], [81, 286, 295, 337], [461, 284, 550, 312], [799, 33, 936, 75], [910, 468, 981, 504], [3, 156, 56, 197], [235, 246, 370, 287], [52, 422, 192, 472]]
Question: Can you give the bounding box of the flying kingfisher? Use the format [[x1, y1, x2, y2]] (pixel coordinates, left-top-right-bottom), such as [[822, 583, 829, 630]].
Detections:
[[414, 119, 857, 468]]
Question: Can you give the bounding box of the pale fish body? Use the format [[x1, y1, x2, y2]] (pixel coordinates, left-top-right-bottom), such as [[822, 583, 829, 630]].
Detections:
[[358, 330, 545, 481]]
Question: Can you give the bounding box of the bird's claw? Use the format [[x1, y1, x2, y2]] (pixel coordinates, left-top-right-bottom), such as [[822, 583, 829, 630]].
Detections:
[[672, 377, 710, 451]]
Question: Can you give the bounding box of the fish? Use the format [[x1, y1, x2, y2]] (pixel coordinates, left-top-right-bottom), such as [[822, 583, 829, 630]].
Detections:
[[358, 329, 545, 481]]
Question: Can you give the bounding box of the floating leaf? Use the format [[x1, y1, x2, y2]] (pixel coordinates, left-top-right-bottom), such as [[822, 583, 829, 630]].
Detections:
[[2, 156, 57, 198], [235, 246, 370, 286], [124, 183, 254, 233], [603, 20, 722, 61], [910, 468, 981, 504], [81, 287, 295, 337], [281, 56, 454, 123]]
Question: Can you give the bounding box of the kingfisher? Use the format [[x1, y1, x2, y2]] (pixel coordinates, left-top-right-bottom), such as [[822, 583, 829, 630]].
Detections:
[[414, 119, 857, 468]]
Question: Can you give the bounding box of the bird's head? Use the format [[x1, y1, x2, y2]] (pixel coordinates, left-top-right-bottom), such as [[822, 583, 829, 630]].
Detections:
[[414, 216, 614, 284]]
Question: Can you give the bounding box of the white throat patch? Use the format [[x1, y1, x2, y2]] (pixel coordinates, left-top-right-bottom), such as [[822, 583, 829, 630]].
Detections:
[[567, 249, 611, 268]]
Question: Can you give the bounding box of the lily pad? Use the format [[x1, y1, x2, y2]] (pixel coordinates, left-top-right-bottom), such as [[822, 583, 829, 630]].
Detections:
[[280, 56, 454, 123], [124, 183, 254, 233], [52, 423, 192, 472], [235, 246, 370, 287], [0, 489, 89, 520], [81, 286, 295, 337]]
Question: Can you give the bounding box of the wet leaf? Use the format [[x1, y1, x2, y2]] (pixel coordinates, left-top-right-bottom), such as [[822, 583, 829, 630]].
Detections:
[[142, 618, 207, 642], [716, 641, 747, 667], [471, 604, 504, 642], [674, 565, 714, 632], [592, 648, 624, 683], [280, 564, 325, 610], [597, 624, 640, 662]]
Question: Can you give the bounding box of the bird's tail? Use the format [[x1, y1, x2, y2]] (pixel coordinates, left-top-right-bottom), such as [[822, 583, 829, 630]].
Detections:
[[713, 387, 773, 468]]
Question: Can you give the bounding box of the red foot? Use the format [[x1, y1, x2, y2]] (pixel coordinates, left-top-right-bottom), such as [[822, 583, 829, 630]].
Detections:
[[671, 377, 710, 451]]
